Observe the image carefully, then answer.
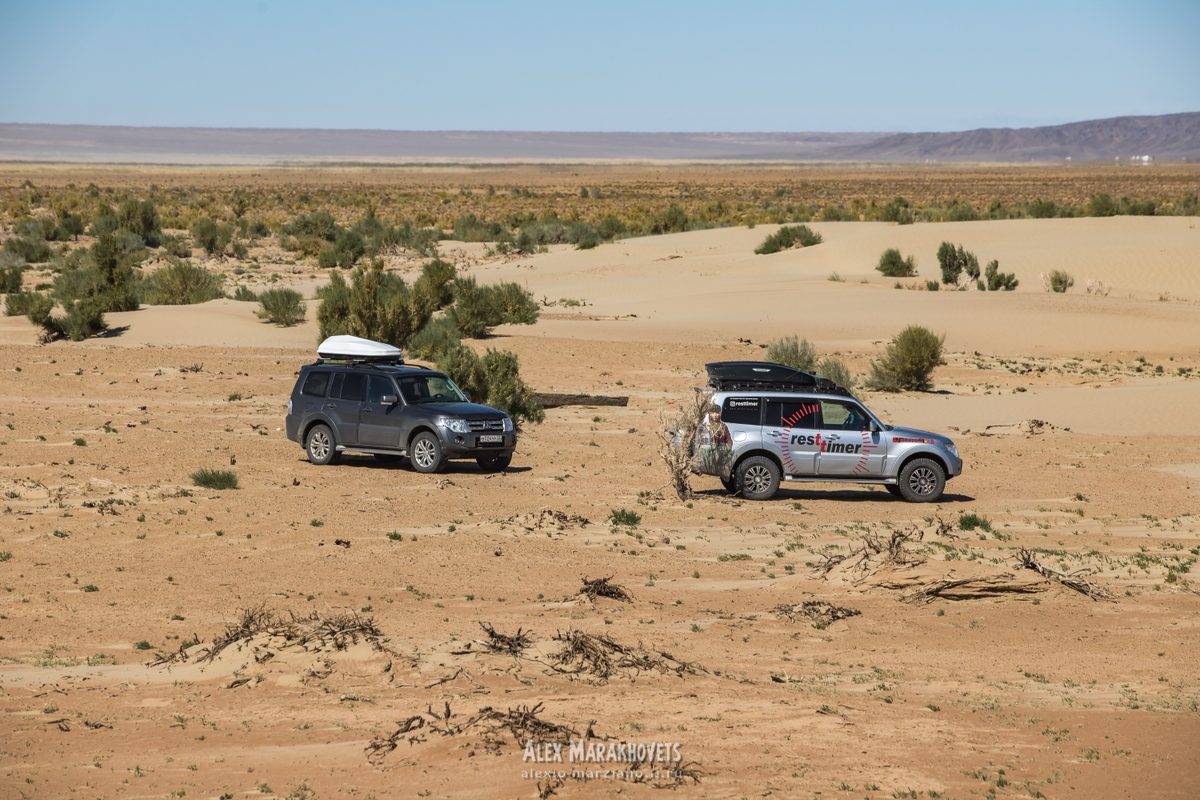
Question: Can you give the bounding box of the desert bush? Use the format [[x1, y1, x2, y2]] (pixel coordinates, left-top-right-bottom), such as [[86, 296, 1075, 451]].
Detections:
[[957, 512, 992, 532], [754, 224, 823, 255], [232, 285, 258, 302], [191, 468, 239, 490], [815, 357, 855, 389], [598, 215, 627, 240], [407, 316, 461, 361], [453, 213, 510, 243], [984, 260, 1019, 291], [435, 344, 544, 424], [191, 218, 233, 256], [876, 248, 918, 277], [865, 325, 945, 392], [58, 214, 85, 241], [765, 335, 817, 371], [230, 240, 249, 260], [411, 258, 458, 321], [1085, 193, 1118, 217], [85, 233, 142, 312], [1027, 199, 1057, 218], [1044, 270, 1074, 293], [937, 242, 980, 286], [256, 287, 306, 326], [159, 234, 193, 258], [3, 236, 52, 264], [925, 280, 940, 292], [1, 257, 27, 293], [141, 259, 225, 305], [282, 211, 339, 241], [317, 260, 431, 346], [880, 197, 914, 224], [648, 204, 689, 234], [117, 198, 162, 246], [317, 229, 365, 269], [4, 290, 39, 316], [446, 277, 539, 338]]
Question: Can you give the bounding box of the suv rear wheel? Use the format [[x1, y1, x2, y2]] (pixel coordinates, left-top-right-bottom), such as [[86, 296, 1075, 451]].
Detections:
[[410, 431, 446, 474], [306, 424, 339, 466], [898, 458, 946, 503], [737, 456, 780, 501]]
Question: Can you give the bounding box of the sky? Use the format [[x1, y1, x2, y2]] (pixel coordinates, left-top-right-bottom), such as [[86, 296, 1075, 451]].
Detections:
[[1, 0, 1197, 133]]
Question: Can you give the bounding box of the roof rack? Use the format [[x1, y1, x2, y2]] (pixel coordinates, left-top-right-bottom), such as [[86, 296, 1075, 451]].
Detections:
[[704, 361, 854, 397], [315, 335, 404, 365]]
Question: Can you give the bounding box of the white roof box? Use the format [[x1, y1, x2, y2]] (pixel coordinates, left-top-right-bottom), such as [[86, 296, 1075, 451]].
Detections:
[[317, 335, 404, 363]]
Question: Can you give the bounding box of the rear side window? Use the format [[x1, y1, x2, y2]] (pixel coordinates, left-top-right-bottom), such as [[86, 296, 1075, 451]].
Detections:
[[764, 398, 820, 429], [721, 397, 761, 426], [339, 373, 366, 402], [301, 371, 331, 397]]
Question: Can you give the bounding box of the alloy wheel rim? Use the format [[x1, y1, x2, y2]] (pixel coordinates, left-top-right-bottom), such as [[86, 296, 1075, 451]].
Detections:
[[745, 465, 772, 493], [909, 467, 936, 495], [414, 439, 435, 468], [310, 431, 330, 460]]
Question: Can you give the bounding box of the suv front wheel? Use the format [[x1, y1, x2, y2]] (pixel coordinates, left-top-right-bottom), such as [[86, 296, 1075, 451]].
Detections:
[[737, 456, 780, 501], [410, 431, 446, 474], [306, 424, 339, 466], [898, 458, 946, 502]]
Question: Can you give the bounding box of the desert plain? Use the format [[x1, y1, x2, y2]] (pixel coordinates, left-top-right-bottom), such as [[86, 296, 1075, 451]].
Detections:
[[1, 165, 1200, 800]]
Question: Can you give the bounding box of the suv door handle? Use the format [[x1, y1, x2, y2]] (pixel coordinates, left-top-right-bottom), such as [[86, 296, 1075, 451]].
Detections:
[[362, 407, 372, 413], [327, 403, 337, 409]]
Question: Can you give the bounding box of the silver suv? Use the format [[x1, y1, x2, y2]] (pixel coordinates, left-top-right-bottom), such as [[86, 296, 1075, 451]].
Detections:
[[692, 362, 962, 502]]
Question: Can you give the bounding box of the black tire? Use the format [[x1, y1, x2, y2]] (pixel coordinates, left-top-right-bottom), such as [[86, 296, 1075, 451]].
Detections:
[[373, 453, 403, 465], [476, 453, 512, 472], [409, 431, 446, 474], [898, 458, 946, 503], [305, 424, 339, 466], [885, 484, 904, 498], [720, 475, 738, 495], [736, 456, 780, 501]]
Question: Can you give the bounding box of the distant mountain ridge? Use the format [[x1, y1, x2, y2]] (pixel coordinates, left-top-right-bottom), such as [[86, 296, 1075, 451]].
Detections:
[[825, 113, 1200, 162], [0, 113, 1195, 164]]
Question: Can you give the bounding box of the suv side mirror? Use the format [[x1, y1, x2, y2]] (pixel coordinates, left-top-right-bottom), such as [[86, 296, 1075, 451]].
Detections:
[[869, 420, 880, 433], [463, 391, 472, 402], [381, 394, 398, 405]]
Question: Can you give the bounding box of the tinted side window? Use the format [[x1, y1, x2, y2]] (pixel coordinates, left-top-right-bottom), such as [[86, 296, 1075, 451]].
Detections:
[[339, 373, 366, 402], [367, 375, 394, 404], [819, 400, 870, 431], [764, 398, 820, 428], [329, 373, 344, 400], [721, 397, 761, 426], [301, 371, 331, 397]]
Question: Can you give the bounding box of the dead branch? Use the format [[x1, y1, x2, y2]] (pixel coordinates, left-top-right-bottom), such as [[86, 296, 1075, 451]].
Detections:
[[1015, 548, 1116, 602], [884, 572, 1047, 604], [365, 715, 427, 763], [577, 576, 633, 603], [655, 388, 714, 500], [773, 601, 861, 629], [478, 622, 533, 656], [546, 629, 705, 684]]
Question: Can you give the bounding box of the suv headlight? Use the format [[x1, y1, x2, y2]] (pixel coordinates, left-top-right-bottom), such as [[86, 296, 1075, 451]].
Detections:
[[440, 418, 470, 434], [945, 442, 959, 458], [502, 416, 514, 433]]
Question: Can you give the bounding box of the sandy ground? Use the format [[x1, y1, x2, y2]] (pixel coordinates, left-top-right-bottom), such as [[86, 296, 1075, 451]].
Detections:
[[2, 217, 1200, 799]]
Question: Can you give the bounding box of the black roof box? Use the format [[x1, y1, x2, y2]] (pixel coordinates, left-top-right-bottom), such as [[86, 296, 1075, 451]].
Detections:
[[704, 361, 852, 396]]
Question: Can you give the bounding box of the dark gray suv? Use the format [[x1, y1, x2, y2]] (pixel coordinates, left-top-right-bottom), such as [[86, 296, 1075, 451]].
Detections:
[[285, 361, 516, 473]]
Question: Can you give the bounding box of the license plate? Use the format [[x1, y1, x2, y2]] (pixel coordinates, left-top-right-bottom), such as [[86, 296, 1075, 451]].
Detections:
[[479, 435, 503, 444]]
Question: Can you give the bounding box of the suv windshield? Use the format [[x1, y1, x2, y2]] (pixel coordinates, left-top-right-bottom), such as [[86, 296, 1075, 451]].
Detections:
[[398, 374, 467, 405]]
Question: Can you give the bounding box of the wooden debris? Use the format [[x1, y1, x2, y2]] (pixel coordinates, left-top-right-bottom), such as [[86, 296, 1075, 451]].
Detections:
[[577, 575, 633, 603], [1016, 548, 1116, 602], [534, 393, 629, 409]]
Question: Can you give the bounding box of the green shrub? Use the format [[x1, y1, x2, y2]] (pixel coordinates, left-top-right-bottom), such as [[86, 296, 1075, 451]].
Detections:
[[191, 468, 239, 490], [648, 204, 689, 234], [765, 335, 817, 371], [446, 276, 538, 338], [957, 512, 992, 532], [754, 224, 822, 255], [410, 259, 457, 321], [1047, 270, 1074, 293], [1085, 193, 1118, 217], [865, 325, 945, 392], [925, 280, 940, 292], [117, 198, 162, 246], [232, 285, 258, 302], [141, 259, 225, 305], [815, 357, 855, 389], [609, 508, 641, 527], [1, 261, 27, 293], [4, 290, 39, 316], [880, 197, 914, 224], [316, 260, 431, 347], [435, 345, 544, 424], [1028, 199, 1057, 218], [407, 316, 461, 361], [3, 236, 52, 264], [283, 211, 339, 241], [317, 229, 365, 269], [85, 234, 142, 312], [937, 242, 979, 286], [256, 288, 305, 326], [191, 218, 232, 256], [876, 248, 917, 277], [984, 260, 1019, 291], [159, 234, 193, 258]]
